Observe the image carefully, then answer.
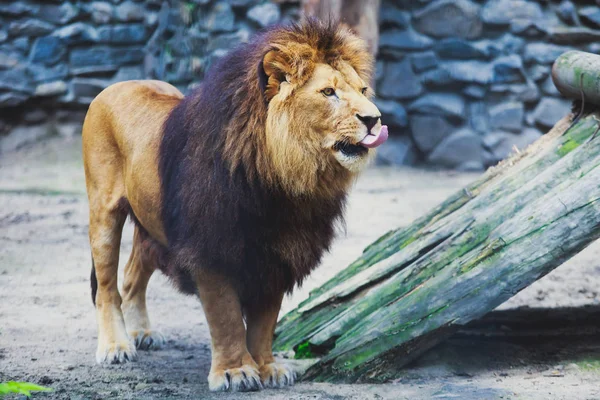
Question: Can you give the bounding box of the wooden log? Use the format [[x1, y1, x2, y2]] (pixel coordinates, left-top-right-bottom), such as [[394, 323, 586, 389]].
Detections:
[[552, 51, 600, 105], [274, 108, 600, 382]]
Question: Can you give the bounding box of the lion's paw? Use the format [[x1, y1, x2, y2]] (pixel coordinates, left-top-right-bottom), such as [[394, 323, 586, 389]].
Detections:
[[96, 340, 137, 364], [128, 329, 165, 351], [208, 364, 263, 392], [260, 362, 296, 388]]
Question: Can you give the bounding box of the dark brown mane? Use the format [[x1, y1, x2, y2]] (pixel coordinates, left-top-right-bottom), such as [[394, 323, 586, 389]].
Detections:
[[158, 20, 370, 306]]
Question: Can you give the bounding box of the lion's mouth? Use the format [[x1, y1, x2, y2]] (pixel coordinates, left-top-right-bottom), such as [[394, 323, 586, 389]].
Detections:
[[333, 141, 369, 157]]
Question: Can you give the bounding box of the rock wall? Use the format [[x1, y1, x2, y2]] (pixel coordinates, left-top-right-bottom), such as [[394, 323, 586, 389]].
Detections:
[[0, 0, 593, 170]]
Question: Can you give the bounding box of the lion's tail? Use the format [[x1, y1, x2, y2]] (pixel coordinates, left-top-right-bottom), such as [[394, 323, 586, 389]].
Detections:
[[90, 254, 98, 306]]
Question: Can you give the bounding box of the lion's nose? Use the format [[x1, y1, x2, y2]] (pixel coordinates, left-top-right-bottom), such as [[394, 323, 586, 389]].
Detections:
[[356, 114, 380, 132]]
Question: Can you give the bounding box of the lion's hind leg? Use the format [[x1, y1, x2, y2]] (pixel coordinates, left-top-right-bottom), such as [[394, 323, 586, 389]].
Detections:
[[88, 196, 137, 364], [122, 225, 165, 350]]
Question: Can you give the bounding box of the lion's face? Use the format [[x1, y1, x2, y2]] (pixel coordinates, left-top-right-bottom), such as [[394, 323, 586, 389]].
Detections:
[[261, 27, 386, 195], [295, 62, 386, 172]]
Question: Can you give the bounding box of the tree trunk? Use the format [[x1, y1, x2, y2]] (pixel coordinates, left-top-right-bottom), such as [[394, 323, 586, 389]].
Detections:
[[302, 0, 380, 57], [274, 53, 600, 383]]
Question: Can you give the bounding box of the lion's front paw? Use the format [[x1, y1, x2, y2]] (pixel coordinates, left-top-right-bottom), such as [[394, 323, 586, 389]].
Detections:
[[260, 362, 296, 388], [96, 340, 137, 364], [208, 364, 263, 392], [128, 329, 165, 350]]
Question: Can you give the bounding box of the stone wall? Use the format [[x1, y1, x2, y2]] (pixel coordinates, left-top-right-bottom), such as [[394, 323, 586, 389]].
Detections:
[[373, 0, 595, 170], [0, 0, 594, 170]]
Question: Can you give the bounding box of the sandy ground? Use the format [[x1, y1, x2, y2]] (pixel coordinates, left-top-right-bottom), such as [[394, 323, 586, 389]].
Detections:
[[2, 135, 600, 399]]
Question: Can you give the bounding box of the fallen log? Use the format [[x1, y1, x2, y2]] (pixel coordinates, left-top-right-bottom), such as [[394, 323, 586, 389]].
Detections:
[[274, 51, 600, 383]]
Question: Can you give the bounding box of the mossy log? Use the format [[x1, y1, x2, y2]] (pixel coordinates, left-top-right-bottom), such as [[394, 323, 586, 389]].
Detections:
[[274, 55, 600, 382]]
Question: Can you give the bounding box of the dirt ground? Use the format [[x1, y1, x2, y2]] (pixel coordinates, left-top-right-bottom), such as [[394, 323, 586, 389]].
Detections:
[[2, 135, 600, 399]]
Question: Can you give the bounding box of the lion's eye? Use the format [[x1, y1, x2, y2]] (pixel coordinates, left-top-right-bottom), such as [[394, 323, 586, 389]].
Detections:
[[361, 87, 368, 95], [322, 87, 336, 97]]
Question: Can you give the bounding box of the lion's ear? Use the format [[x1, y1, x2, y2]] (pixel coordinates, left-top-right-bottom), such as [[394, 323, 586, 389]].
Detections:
[[260, 50, 290, 102]]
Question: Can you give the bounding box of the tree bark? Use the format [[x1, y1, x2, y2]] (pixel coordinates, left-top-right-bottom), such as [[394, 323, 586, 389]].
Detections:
[[274, 101, 600, 382], [302, 0, 380, 57]]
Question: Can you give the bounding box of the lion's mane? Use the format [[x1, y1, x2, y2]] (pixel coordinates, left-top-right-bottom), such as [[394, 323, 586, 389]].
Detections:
[[158, 20, 372, 306]]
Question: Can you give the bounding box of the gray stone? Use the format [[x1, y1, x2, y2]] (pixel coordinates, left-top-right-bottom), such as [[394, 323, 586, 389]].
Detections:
[[434, 38, 489, 60], [28, 64, 69, 83], [205, 49, 229, 70], [247, 3, 280, 27], [486, 34, 525, 58], [378, 59, 423, 100], [375, 60, 385, 84], [379, 28, 434, 54], [380, 6, 410, 29], [469, 102, 488, 133], [556, 1, 580, 25], [532, 98, 571, 128], [489, 102, 524, 132], [482, 0, 543, 25], [0, 3, 39, 16], [590, 43, 600, 55], [98, 24, 147, 44], [207, 29, 251, 52], [375, 136, 416, 166], [410, 114, 453, 152], [548, 27, 600, 45], [70, 46, 145, 68], [457, 161, 485, 172], [71, 78, 111, 100], [115, 1, 145, 22], [528, 65, 550, 82], [492, 55, 524, 84], [30, 36, 66, 66], [579, 6, 600, 28], [524, 43, 570, 64], [52, 23, 99, 44], [463, 85, 486, 99], [428, 128, 483, 168], [197, 3, 235, 32], [422, 61, 493, 85], [12, 37, 30, 53], [0, 50, 21, 69], [0, 68, 32, 93], [374, 99, 408, 128], [510, 20, 549, 38], [541, 76, 560, 96], [0, 30, 7, 43], [413, 0, 482, 39], [90, 2, 113, 24], [483, 128, 542, 164], [34, 80, 68, 96], [113, 66, 144, 82], [408, 93, 465, 120], [410, 51, 438, 72], [0, 92, 28, 107], [8, 19, 55, 37], [489, 83, 540, 103], [39, 3, 79, 25]]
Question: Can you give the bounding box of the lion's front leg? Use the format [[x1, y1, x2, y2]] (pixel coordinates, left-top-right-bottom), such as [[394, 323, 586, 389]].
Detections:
[[246, 291, 296, 388], [196, 270, 262, 392]]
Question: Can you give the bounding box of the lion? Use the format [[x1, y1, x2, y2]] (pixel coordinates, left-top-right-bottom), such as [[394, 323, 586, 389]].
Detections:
[[82, 19, 387, 392]]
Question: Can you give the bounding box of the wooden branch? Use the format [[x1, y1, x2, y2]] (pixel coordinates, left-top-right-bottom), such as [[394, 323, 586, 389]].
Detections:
[[274, 108, 600, 382], [553, 51, 600, 106]]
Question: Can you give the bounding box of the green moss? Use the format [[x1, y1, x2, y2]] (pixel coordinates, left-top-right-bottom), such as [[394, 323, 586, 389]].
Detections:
[[576, 358, 600, 371], [558, 139, 580, 156], [294, 342, 316, 359]]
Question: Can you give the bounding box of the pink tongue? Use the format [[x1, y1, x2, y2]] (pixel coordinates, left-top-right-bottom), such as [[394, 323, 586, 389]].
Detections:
[[359, 125, 389, 148]]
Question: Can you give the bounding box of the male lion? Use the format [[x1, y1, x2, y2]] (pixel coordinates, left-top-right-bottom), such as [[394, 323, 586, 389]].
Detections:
[[82, 20, 387, 392]]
